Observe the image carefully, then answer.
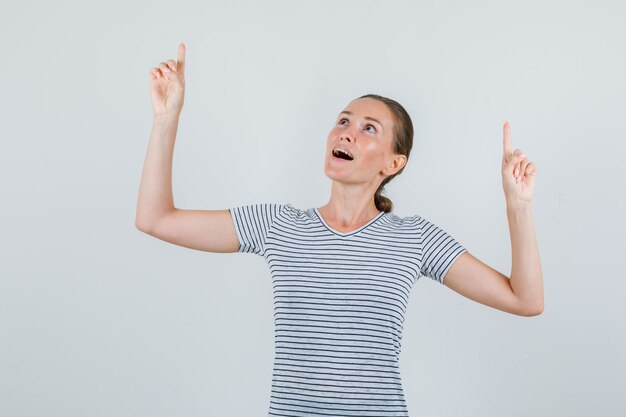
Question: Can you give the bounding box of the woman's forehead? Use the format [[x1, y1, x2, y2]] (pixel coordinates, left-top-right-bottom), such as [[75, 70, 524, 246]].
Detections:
[[345, 97, 388, 113], [341, 99, 394, 128]]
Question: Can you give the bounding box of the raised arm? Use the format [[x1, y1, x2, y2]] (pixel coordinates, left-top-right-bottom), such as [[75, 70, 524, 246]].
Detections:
[[135, 42, 239, 253], [443, 121, 544, 316]]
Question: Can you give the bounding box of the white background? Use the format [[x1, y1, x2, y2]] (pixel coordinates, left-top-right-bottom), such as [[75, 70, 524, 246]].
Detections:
[[1, 0, 624, 416]]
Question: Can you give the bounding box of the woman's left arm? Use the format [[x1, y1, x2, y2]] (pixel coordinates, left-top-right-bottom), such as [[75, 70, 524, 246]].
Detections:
[[443, 121, 544, 316]]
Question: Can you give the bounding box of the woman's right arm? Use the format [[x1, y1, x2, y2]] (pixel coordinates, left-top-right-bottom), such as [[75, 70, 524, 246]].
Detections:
[[135, 42, 239, 254]]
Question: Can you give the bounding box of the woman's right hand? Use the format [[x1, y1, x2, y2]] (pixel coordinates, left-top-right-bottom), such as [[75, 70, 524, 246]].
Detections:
[[149, 42, 186, 118]]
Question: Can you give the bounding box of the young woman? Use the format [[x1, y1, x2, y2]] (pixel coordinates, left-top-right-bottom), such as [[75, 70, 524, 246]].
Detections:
[[136, 42, 544, 416]]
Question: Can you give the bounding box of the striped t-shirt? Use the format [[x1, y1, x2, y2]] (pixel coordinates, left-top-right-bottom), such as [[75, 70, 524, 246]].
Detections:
[[229, 203, 467, 417]]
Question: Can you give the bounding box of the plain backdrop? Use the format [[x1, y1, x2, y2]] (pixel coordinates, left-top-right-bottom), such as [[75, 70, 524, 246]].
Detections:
[[1, 1, 625, 416]]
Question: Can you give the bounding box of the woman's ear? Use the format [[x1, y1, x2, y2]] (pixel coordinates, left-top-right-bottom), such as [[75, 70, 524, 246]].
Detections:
[[382, 154, 407, 176]]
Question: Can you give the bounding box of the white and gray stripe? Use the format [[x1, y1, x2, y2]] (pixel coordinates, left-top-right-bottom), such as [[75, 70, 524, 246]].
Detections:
[[229, 203, 467, 416]]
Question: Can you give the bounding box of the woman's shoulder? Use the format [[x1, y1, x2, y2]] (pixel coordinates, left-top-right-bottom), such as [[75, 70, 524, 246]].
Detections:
[[384, 210, 423, 224], [277, 203, 316, 221]]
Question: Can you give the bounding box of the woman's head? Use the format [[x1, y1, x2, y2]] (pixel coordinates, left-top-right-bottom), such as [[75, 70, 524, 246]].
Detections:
[[324, 94, 414, 213]]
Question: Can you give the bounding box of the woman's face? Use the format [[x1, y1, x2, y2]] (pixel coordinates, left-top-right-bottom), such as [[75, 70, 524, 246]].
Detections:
[[324, 97, 406, 184]]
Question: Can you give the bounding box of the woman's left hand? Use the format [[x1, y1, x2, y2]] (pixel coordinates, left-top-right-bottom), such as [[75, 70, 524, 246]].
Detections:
[[501, 121, 536, 203]]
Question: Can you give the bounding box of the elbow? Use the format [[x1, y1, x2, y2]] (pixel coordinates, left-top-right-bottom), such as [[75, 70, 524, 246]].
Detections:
[[520, 301, 544, 317], [135, 217, 153, 234], [135, 208, 175, 234]]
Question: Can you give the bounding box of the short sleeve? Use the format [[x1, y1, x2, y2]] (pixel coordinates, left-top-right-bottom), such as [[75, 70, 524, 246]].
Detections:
[[228, 203, 286, 256], [417, 216, 467, 285]]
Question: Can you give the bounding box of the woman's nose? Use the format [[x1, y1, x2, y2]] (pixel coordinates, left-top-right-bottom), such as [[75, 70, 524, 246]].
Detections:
[[340, 132, 353, 142]]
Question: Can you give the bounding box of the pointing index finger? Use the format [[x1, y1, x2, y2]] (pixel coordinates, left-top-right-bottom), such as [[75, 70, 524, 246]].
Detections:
[[503, 120, 512, 158], [177, 42, 186, 74]]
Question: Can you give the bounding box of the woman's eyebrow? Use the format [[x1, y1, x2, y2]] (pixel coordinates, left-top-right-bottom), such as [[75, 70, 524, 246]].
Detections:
[[338, 111, 383, 129]]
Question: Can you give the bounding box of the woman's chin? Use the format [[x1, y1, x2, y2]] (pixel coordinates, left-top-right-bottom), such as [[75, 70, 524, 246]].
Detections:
[[323, 167, 352, 182], [325, 155, 361, 179]]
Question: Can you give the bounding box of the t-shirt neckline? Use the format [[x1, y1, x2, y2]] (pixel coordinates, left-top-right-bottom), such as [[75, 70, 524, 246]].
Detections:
[[313, 208, 385, 237]]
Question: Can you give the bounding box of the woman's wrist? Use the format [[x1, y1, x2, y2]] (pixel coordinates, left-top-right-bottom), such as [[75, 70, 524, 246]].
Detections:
[[153, 112, 180, 125], [506, 197, 532, 213]]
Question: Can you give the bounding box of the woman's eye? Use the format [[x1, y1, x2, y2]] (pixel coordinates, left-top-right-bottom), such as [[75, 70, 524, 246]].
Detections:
[[337, 118, 376, 133]]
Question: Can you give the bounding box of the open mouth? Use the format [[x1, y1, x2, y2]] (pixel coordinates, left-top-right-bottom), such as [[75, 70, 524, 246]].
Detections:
[[332, 148, 354, 161]]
